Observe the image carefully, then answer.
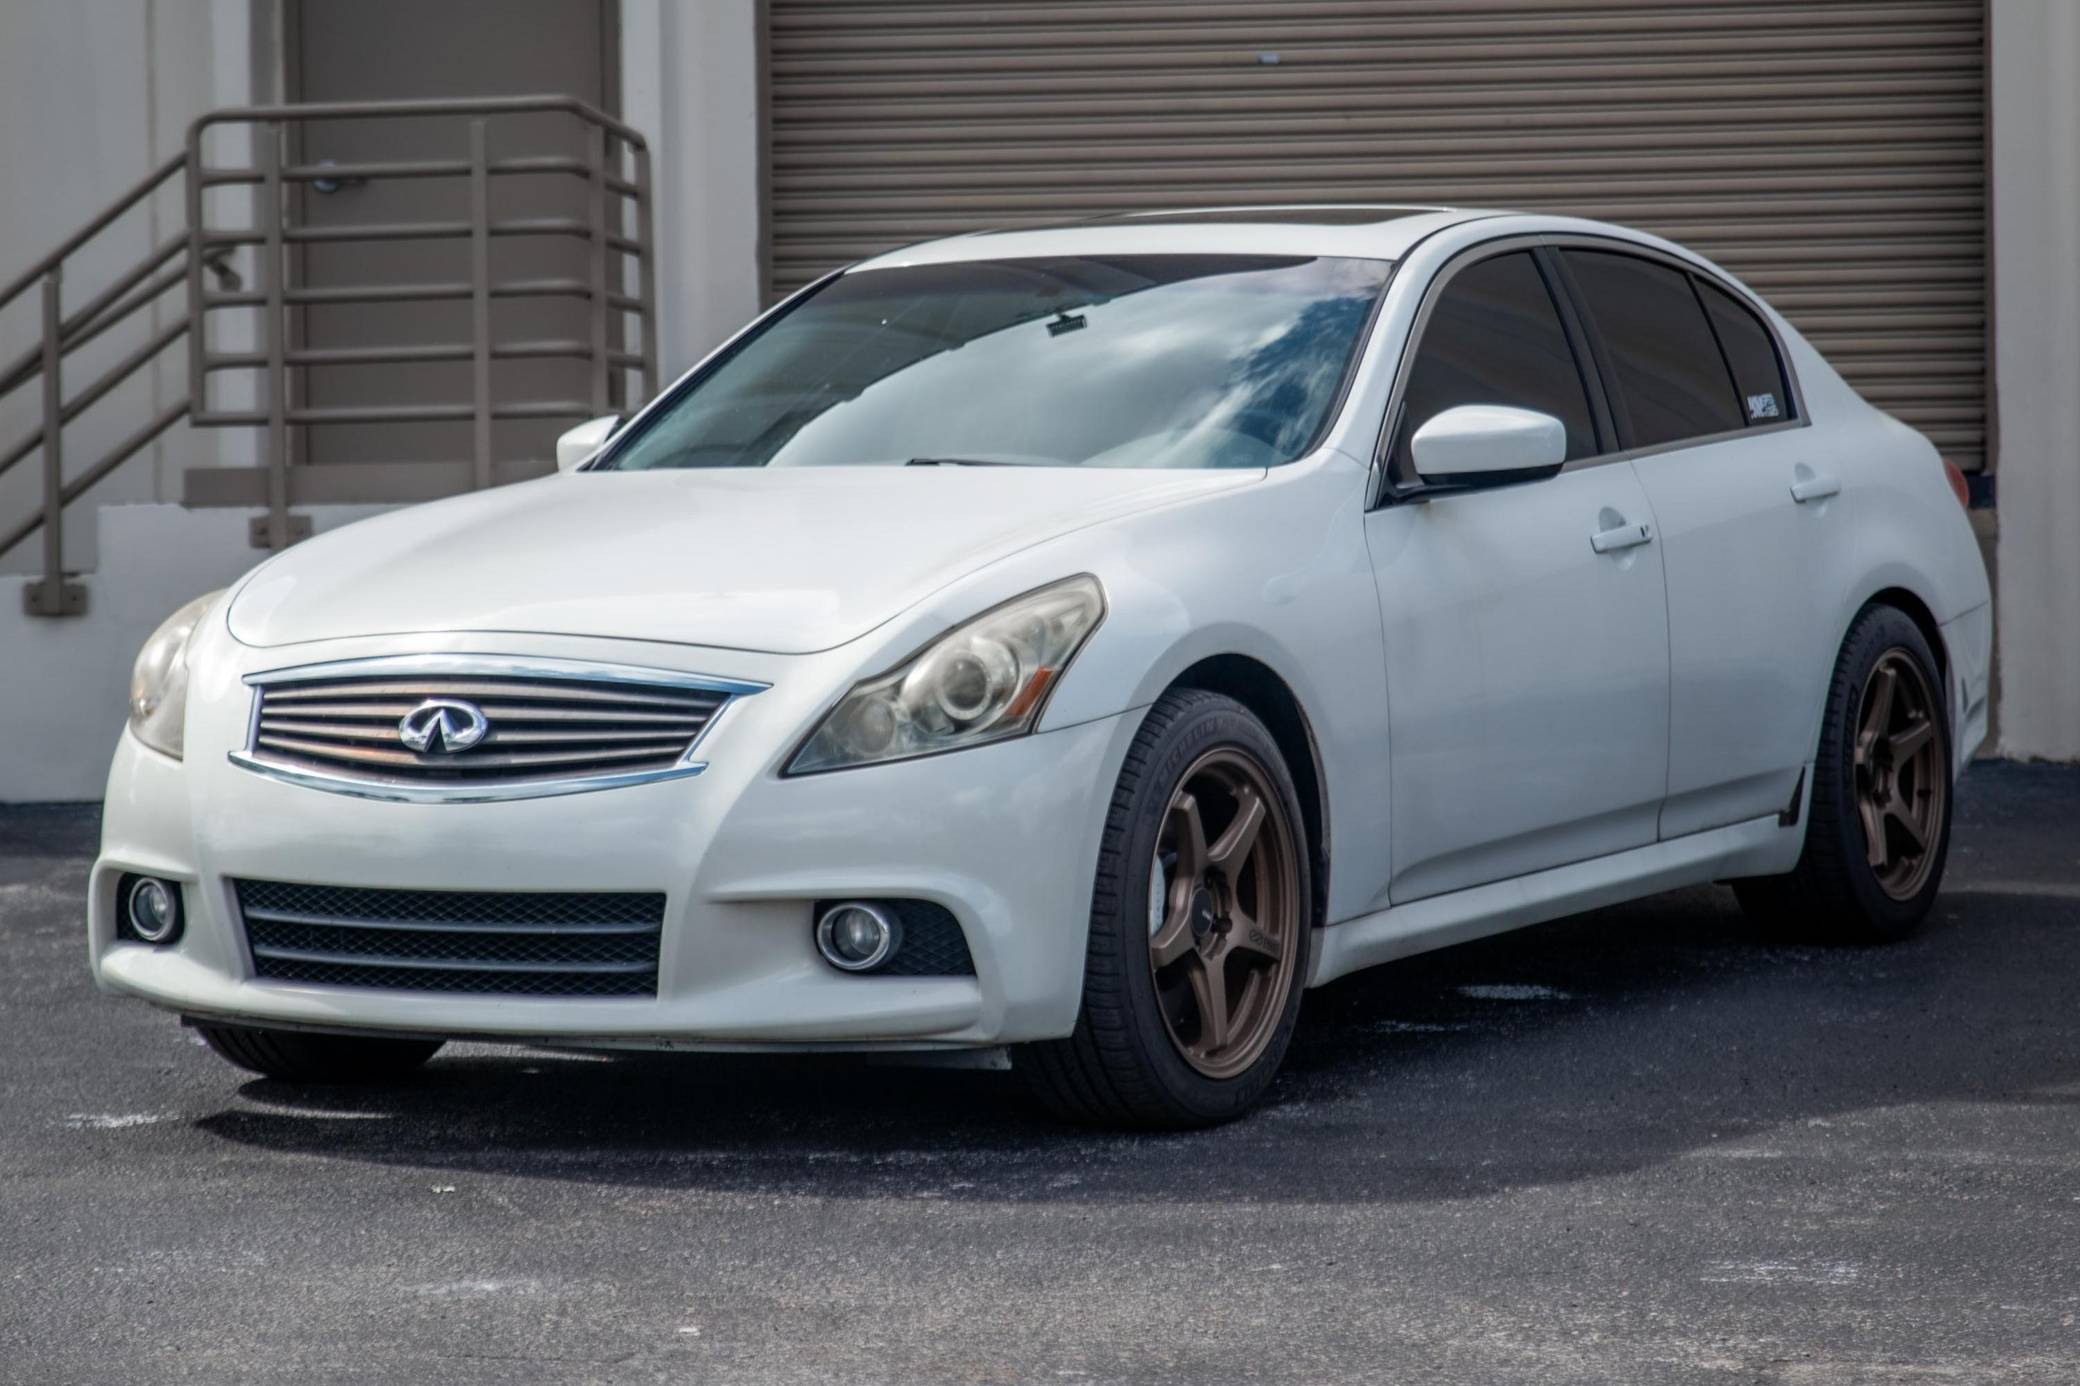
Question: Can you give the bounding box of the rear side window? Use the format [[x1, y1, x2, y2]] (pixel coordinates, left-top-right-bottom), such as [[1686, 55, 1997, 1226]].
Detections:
[[1395, 250, 1599, 468], [1561, 249, 1742, 448], [1696, 279, 1795, 425]]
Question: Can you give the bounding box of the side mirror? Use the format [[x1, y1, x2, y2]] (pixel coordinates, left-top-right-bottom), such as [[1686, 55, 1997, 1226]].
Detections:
[[556, 414, 622, 472], [1409, 404, 1566, 485]]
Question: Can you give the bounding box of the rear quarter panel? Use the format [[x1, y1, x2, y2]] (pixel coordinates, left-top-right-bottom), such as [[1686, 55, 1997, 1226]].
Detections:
[[1780, 324, 1992, 761]]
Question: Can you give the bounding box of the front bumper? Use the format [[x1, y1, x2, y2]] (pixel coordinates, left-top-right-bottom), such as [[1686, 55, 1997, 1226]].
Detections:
[[90, 628, 1136, 1049]]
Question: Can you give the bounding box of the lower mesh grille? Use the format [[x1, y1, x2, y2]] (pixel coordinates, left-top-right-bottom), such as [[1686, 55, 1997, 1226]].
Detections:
[[234, 880, 663, 998]]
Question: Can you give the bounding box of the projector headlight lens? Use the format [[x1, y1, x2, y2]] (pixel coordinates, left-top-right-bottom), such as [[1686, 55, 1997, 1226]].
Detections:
[[789, 575, 1105, 774]]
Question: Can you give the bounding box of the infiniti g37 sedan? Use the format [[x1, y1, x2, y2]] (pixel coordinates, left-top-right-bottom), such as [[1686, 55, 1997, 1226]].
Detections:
[[93, 207, 1991, 1127]]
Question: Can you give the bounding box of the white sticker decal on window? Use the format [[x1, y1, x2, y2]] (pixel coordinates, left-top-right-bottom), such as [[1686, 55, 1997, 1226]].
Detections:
[[1746, 392, 1782, 420]]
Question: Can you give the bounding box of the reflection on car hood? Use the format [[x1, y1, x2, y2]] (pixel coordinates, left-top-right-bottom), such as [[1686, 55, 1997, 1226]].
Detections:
[[227, 466, 1258, 653]]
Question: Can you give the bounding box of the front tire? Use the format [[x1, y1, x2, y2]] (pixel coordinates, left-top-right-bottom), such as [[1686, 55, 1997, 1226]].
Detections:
[[1735, 604, 1952, 942], [195, 1022, 443, 1083], [1021, 690, 1312, 1128]]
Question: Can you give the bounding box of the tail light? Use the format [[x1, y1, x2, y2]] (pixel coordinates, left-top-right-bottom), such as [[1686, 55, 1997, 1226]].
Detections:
[[1942, 457, 1971, 510]]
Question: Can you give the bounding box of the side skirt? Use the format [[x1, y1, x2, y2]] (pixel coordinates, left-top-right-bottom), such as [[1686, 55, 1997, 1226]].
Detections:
[[1307, 811, 1801, 988]]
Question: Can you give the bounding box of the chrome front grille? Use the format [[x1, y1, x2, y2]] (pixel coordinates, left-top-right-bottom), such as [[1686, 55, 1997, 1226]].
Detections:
[[235, 879, 665, 997], [230, 656, 766, 802], [255, 677, 720, 775]]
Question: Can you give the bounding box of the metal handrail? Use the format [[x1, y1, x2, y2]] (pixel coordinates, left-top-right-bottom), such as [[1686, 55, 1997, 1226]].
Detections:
[[0, 234, 187, 398], [185, 95, 658, 549], [0, 318, 190, 476], [2, 95, 659, 616], [0, 155, 189, 615], [0, 154, 183, 309], [188, 93, 650, 144]]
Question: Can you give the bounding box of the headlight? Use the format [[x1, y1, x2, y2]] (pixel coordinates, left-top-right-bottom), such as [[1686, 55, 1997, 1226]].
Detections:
[[128, 590, 222, 760], [789, 575, 1106, 774]]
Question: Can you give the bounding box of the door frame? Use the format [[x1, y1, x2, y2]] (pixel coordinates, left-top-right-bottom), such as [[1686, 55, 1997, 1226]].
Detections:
[[275, 0, 624, 465]]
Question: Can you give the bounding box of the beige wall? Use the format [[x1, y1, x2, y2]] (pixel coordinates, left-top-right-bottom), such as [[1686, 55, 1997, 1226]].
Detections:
[[1991, 1, 2080, 759]]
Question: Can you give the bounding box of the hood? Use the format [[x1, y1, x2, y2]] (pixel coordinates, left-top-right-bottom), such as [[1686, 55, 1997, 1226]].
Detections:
[[227, 466, 1257, 653]]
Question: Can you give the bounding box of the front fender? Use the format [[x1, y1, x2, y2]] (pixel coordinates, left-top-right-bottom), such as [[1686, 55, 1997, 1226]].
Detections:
[[1028, 454, 1393, 923]]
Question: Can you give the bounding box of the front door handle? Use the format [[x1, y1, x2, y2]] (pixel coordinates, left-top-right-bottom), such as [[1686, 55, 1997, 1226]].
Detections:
[[1590, 520, 1654, 554], [1789, 470, 1841, 504]]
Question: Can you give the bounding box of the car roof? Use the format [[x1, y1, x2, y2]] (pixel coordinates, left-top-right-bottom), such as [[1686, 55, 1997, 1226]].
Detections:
[[848, 206, 1506, 271]]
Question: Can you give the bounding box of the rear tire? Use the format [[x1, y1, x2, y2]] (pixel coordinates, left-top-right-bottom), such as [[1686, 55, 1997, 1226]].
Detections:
[[1020, 690, 1312, 1129], [1734, 604, 1952, 942], [195, 1022, 443, 1082]]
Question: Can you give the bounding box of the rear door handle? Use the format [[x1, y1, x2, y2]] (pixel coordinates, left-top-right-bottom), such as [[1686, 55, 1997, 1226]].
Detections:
[[1790, 471, 1841, 504], [1590, 521, 1654, 554]]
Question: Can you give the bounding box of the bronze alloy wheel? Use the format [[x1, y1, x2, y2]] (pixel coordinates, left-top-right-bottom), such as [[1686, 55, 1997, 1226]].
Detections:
[[1731, 605, 1950, 944], [1854, 649, 1947, 901], [1147, 747, 1302, 1080], [1021, 688, 1313, 1127]]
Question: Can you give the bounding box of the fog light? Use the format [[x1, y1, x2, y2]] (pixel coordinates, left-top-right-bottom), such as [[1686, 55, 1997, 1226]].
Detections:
[[815, 901, 901, 973], [122, 875, 183, 945]]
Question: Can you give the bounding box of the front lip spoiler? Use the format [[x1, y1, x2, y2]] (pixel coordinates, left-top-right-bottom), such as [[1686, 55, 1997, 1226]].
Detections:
[[225, 651, 770, 804], [169, 1002, 996, 1053]]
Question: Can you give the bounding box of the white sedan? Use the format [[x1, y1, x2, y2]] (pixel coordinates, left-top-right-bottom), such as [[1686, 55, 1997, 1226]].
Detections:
[[94, 207, 1991, 1126]]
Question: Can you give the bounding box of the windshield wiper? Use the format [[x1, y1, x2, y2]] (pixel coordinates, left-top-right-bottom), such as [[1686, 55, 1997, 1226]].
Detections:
[[905, 456, 1021, 467]]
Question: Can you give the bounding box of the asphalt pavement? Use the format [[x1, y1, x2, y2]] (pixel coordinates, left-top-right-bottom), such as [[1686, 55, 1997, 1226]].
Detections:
[[3, 762, 2077, 1384]]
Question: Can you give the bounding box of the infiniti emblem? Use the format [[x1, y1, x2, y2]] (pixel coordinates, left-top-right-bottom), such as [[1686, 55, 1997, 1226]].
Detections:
[[397, 698, 491, 755]]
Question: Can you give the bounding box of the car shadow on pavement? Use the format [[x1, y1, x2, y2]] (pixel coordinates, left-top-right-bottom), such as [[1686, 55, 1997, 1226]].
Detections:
[[193, 873, 2080, 1205]]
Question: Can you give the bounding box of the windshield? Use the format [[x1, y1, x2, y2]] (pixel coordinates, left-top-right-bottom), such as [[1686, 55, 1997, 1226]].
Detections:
[[600, 254, 1393, 472]]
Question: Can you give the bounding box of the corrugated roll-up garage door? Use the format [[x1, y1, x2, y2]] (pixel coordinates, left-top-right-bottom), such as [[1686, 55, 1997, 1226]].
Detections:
[[765, 0, 1988, 470]]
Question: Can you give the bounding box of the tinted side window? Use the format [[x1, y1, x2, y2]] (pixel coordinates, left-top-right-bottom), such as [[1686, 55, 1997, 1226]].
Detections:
[[1562, 250, 1742, 447], [1696, 279, 1794, 425], [1396, 251, 1598, 469]]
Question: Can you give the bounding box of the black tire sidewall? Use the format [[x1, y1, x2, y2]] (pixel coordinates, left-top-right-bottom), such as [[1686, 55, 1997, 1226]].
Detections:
[[197, 1023, 442, 1082]]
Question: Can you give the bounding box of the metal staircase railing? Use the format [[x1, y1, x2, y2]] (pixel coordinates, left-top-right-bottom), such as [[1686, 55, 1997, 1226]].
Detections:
[[0, 95, 657, 617]]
